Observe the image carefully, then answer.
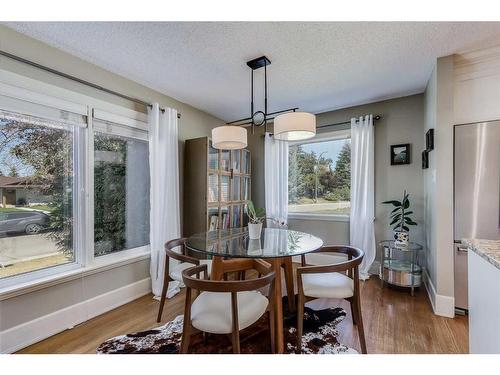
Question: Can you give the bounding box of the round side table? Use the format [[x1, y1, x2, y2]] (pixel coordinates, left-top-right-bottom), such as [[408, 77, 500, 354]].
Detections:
[[378, 240, 423, 296]]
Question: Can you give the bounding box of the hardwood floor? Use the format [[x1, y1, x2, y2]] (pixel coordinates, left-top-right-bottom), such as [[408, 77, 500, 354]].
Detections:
[[17, 276, 468, 354]]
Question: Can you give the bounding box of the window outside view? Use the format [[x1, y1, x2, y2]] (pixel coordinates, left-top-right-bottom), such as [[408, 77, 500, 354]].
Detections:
[[94, 132, 150, 256], [288, 137, 351, 215], [0, 111, 74, 279]]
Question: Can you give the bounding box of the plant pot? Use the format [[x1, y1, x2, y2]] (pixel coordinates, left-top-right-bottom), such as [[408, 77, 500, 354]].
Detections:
[[394, 229, 409, 248], [248, 222, 263, 240]]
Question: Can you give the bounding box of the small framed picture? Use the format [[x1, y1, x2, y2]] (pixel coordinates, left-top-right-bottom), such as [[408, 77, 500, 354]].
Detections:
[[422, 150, 429, 169], [390, 144, 410, 165], [426, 129, 434, 151]]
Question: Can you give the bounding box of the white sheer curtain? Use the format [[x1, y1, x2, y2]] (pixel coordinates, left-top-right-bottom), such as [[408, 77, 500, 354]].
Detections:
[[148, 103, 181, 297], [350, 115, 376, 280], [264, 133, 289, 227]]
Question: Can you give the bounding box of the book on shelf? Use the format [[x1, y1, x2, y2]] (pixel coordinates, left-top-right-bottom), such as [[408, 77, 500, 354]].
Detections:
[[209, 215, 218, 231]]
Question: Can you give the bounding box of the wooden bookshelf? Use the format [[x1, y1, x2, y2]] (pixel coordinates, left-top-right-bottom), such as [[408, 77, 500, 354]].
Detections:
[[183, 136, 251, 237]]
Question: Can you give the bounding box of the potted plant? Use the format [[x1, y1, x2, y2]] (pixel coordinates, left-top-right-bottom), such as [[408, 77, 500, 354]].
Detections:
[[246, 200, 266, 239], [382, 190, 417, 248]]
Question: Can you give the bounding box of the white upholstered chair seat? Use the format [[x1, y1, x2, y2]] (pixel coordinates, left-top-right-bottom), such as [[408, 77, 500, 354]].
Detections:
[[170, 260, 212, 282], [190, 290, 269, 334], [301, 272, 354, 299]]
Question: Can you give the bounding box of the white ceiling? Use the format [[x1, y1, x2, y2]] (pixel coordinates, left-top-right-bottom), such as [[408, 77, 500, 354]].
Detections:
[[5, 22, 500, 121]]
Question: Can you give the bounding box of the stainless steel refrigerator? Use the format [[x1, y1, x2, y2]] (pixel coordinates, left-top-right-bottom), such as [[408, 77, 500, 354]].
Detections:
[[454, 120, 500, 311]]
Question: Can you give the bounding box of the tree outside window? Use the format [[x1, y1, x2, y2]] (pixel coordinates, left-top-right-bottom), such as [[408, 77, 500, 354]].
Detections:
[[288, 137, 351, 215]]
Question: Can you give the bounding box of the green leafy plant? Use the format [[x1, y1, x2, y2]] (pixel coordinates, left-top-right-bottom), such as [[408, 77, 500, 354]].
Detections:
[[246, 200, 266, 224], [382, 190, 418, 232]]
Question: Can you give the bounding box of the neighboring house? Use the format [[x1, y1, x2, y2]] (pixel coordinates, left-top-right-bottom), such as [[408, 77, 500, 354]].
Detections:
[[0, 176, 50, 207]]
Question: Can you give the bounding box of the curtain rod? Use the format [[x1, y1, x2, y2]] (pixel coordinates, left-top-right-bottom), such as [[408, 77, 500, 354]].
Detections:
[[317, 114, 381, 129], [264, 114, 382, 137], [0, 49, 181, 119]]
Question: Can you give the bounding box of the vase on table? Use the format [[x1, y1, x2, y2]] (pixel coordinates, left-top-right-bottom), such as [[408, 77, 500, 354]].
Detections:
[[248, 222, 263, 239]]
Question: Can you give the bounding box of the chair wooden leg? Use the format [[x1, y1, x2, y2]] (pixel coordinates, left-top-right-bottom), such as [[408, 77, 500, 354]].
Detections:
[[353, 296, 367, 354], [348, 298, 357, 325], [180, 288, 192, 353], [230, 291, 241, 354], [180, 326, 191, 353], [156, 261, 171, 322], [231, 329, 241, 354], [296, 293, 304, 354], [268, 310, 275, 354]]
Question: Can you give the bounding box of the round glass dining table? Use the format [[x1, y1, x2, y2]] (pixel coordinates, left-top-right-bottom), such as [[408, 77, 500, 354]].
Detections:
[[186, 227, 324, 259], [185, 227, 324, 354]]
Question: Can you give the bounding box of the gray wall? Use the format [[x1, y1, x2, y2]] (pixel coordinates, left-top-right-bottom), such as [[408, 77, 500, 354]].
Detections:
[[0, 26, 221, 338], [423, 55, 457, 315], [424, 66, 438, 291], [248, 94, 425, 253]]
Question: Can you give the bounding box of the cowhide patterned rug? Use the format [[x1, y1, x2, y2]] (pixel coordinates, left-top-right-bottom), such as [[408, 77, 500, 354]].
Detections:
[[97, 299, 357, 354]]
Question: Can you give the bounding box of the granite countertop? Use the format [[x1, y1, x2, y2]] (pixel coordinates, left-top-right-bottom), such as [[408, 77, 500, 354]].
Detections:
[[463, 239, 500, 270]]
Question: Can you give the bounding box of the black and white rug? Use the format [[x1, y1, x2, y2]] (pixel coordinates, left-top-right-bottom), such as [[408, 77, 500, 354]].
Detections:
[[97, 300, 357, 354]]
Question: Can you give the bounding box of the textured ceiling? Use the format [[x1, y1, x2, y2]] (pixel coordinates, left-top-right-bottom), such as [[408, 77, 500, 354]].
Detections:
[[5, 22, 500, 121]]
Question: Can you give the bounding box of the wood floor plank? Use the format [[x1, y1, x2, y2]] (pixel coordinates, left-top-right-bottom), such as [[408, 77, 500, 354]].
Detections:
[[17, 276, 468, 354]]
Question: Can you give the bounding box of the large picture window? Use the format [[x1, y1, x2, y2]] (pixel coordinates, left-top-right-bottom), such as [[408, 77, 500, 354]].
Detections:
[[0, 111, 77, 279], [288, 133, 351, 216], [0, 86, 151, 288]]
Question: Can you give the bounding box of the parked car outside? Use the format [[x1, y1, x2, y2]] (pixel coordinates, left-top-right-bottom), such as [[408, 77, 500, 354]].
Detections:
[[0, 211, 50, 235]]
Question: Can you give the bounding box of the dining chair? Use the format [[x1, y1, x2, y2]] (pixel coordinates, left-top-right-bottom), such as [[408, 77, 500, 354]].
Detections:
[[296, 246, 367, 354], [156, 237, 213, 322], [180, 260, 276, 354]]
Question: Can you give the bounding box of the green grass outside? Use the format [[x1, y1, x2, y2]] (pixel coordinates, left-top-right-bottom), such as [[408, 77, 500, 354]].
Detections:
[[0, 207, 25, 213], [0, 205, 55, 213], [29, 204, 55, 212]]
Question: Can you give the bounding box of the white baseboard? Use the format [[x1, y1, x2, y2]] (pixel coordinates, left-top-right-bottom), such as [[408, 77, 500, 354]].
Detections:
[[423, 269, 455, 318], [0, 277, 151, 353]]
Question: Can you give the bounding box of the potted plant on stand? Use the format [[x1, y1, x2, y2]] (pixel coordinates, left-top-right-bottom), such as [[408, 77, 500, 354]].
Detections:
[[246, 200, 266, 239], [382, 190, 418, 248]]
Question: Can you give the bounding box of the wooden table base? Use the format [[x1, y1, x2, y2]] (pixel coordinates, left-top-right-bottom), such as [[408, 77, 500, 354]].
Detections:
[[210, 256, 295, 354]]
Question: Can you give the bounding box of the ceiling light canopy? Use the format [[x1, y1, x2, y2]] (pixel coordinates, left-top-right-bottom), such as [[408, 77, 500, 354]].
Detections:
[[212, 55, 316, 149], [273, 112, 316, 141], [212, 125, 247, 150]]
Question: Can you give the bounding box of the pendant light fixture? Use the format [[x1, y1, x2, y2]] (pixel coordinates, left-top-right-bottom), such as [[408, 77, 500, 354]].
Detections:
[[211, 55, 316, 149], [211, 125, 247, 150]]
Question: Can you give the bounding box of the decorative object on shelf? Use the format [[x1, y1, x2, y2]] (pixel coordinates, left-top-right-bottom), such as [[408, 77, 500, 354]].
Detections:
[[426, 128, 434, 151], [382, 190, 418, 248], [378, 240, 423, 296], [211, 55, 316, 150], [390, 143, 410, 165], [246, 200, 265, 239], [422, 150, 429, 169]]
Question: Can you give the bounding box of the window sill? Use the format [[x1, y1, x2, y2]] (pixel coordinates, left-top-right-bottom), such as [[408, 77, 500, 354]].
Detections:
[[0, 250, 150, 301], [288, 213, 350, 222]]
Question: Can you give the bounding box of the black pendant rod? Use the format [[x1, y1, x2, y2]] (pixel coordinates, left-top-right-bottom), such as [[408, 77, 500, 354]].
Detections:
[[0, 49, 180, 119], [251, 69, 254, 134], [226, 107, 299, 126]]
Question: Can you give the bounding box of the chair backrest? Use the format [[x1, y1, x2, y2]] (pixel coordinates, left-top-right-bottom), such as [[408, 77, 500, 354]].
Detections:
[[165, 237, 196, 264], [182, 260, 275, 293], [298, 245, 364, 275]]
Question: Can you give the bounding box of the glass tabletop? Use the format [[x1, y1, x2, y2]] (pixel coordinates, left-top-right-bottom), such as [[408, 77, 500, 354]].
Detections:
[[186, 227, 324, 258], [379, 240, 423, 252]]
